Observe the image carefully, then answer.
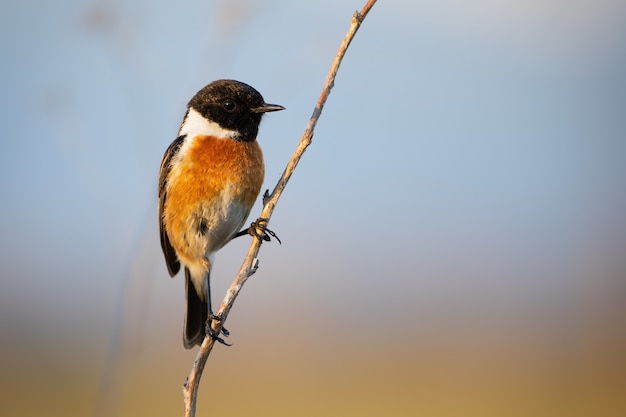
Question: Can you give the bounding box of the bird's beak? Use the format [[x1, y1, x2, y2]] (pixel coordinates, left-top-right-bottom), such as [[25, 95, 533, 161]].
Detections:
[[251, 103, 285, 113]]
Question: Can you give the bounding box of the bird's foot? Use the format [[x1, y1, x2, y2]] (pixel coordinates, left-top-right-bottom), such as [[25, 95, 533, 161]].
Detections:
[[248, 217, 281, 244], [206, 314, 231, 346]]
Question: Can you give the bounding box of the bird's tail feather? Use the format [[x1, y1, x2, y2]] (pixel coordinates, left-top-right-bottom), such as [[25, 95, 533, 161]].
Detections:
[[183, 267, 208, 349]]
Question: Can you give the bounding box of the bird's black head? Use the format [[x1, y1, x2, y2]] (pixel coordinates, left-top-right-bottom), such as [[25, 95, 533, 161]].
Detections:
[[187, 79, 284, 142]]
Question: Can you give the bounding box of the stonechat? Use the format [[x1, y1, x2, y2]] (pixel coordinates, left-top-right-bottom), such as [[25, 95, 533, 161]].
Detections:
[[159, 79, 284, 348]]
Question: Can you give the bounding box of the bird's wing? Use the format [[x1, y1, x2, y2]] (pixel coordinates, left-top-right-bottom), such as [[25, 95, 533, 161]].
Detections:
[[158, 135, 186, 277]]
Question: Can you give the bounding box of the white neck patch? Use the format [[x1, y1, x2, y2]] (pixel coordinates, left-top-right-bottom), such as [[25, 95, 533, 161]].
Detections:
[[178, 107, 238, 139]]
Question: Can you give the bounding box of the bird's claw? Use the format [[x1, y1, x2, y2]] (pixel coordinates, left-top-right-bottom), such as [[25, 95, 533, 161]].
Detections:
[[248, 218, 281, 244], [206, 314, 232, 346]]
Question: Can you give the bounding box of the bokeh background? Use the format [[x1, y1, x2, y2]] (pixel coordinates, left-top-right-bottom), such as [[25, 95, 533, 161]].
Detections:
[[2, 0, 626, 416]]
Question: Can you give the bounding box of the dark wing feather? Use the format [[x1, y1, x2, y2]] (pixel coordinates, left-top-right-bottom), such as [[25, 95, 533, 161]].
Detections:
[[158, 135, 186, 277]]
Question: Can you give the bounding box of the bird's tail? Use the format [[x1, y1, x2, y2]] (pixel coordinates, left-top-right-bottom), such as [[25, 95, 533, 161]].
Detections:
[[183, 267, 208, 349]]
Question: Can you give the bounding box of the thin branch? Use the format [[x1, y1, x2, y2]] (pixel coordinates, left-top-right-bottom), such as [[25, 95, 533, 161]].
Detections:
[[182, 1, 377, 416]]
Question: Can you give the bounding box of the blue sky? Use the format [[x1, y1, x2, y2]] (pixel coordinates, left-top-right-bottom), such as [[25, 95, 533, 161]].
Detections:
[[1, 1, 626, 415]]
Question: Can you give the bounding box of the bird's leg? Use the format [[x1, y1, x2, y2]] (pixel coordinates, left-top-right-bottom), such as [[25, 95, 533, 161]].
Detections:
[[231, 218, 281, 243], [231, 190, 281, 243], [231, 229, 249, 240]]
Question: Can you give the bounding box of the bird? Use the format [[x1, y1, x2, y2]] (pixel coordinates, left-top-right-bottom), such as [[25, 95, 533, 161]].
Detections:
[[158, 79, 284, 348]]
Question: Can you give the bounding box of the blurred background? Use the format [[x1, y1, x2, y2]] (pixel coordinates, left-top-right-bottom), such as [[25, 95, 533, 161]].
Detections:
[[1, 0, 626, 416]]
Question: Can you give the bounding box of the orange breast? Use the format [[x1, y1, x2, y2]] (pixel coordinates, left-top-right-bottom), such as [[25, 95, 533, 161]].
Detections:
[[172, 135, 264, 207], [164, 135, 264, 265]]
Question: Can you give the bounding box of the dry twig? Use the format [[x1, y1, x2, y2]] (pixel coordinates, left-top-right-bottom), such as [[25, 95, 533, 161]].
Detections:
[[182, 1, 377, 415]]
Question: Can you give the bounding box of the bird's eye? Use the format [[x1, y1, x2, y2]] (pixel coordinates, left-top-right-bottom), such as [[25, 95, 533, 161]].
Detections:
[[223, 100, 236, 111]]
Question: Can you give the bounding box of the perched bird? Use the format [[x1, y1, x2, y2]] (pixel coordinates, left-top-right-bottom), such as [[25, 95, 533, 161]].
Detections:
[[158, 79, 284, 348]]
